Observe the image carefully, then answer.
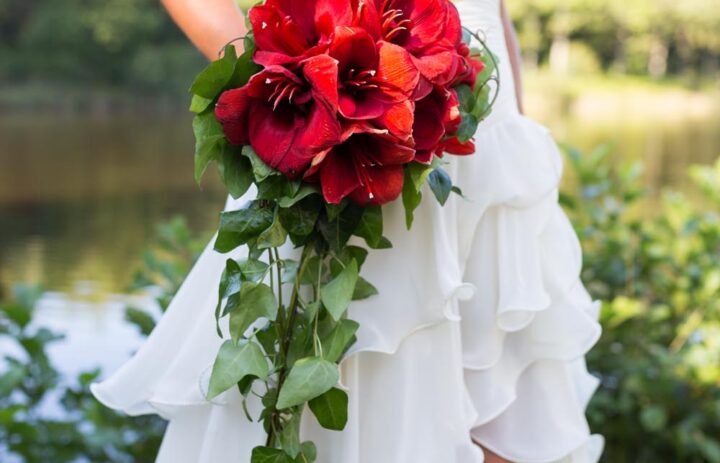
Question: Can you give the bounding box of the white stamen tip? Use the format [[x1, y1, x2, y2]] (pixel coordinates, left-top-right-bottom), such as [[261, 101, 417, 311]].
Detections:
[[265, 78, 272, 84], [262, 21, 268, 29]]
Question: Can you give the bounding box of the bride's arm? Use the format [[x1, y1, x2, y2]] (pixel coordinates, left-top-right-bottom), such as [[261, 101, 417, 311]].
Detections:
[[161, 0, 247, 60], [500, 0, 524, 114]]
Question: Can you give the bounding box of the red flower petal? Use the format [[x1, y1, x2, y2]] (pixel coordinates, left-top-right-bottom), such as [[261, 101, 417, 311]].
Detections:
[[349, 164, 405, 205], [302, 54, 340, 111], [319, 150, 361, 204], [376, 100, 415, 140], [443, 137, 476, 155], [329, 26, 378, 72], [250, 5, 311, 57], [376, 41, 420, 97], [215, 88, 252, 145], [411, 49, 455, 82], [339, 91, 386, 119]]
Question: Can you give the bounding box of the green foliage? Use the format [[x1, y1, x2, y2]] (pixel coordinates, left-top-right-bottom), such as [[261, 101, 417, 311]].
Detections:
[[562, 148, 720, 462]]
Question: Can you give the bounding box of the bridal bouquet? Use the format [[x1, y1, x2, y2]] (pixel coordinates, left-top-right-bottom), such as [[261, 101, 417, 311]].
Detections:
[[190, 1, 497, 461]]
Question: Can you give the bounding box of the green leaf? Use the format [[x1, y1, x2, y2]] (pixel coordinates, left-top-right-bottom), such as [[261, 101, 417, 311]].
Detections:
[[189, 94, 213, 114], [276, 357, 339, 409], [407, 161, 433, 191], [318, 203, 364, 252], [352, 277, 378, 300], [278, 196, 322, 238], [455, 110, 478, 143], [207, 340, 269, 399], [321, 319, 359, 363], [228, 47, 262, 89], [242, 145, 277, 182], [251, 447, 292, 463], [228, 282, 278, 342], [257, 209, 288, 250], [278, 412, 302, 458], [321, 259, 359, 321], [427, 168, 453, 206], [402, 167, 423, 229], [299, 442, 317, 463], [330, 246, 368, 275], [215, 259, 243, 335], [354, 206, 384, 248], [124, 307, 156, 337], [238, 258, 270, 282], [190, 44, 237, 99], [192, 112, 225, 184], [281, 260, 300, 284], [215, 205, 274, 253], [454, 84, 475, 113], [278, 185, 319, 208], [217, 146, 254, 199], [308, 387, 349, 431]]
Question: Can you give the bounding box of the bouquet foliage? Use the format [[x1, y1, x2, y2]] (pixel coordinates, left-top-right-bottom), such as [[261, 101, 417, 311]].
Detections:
[[189, 0, 498, 460]]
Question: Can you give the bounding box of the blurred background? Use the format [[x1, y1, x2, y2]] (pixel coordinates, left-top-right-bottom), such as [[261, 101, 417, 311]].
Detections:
[[0, 0, 719, 461]]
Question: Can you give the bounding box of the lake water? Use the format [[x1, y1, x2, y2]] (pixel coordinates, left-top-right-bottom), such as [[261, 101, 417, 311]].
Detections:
[[1, 89, 719, 378]]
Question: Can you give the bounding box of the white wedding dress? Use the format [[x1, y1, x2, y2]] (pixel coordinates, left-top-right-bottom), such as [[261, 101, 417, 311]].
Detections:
[[92, 0, 605, 461]]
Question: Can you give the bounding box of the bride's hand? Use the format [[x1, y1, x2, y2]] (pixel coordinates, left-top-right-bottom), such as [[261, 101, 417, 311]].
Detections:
[[161, 0, 247, 60]]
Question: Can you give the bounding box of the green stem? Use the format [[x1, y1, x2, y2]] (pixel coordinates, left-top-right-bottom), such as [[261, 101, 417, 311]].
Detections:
[[264, 244, 315, 448]]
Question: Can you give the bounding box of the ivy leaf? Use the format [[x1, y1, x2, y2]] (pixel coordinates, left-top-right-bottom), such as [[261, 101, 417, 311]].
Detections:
[[215, 205, 274, 253], [192, 112, 225, 184], [321, 319, 359, 363], [278, 185, 319, 208], [407, 161, 433, 191], [250, 447, 292, 463], [354, 206, 384, 248], [330, 246, 368, 275], [215, 259, 243, 335], [276, 357, 339, 409], [321, 259, 358, 321], [454, 84, 475, 113], [257, 209, 288, 250], [402, 168, 423, 229], [308, 388, 349, 431], [238, 258, 270, 282], [318, 203, 364, 252], [352, 277, 378, 300], [217, 145, 254, 199], [228, 282, 278, 342], [455, 110, 478, 143], [189, 94, 213, 114], [207, 340, 268, 399], [242, 145, 278, 182], [190, 44, 237, 100], [278, 196, 322, 238], [299, 442, 317, 463], [278, 412, 301, 458], [427, 168, 453, 206]]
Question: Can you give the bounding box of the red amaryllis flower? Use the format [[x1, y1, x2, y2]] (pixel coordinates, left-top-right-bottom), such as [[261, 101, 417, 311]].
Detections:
[[306, 125, 416, 205], [371, 0, 463, 86], [329, 26, 419, 140], [250, 0, 354, 66], [412, 86, 473, 163], [215, 55, 342, 178]]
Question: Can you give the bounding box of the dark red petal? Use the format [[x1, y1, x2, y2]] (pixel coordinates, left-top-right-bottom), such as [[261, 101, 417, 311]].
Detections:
[[263, 0, 317, 43], [414, 149, 434, 164], [314, 0, 354, 36], [351, 0, 382, 39], [339, 92, 386, 120], [291, 102, 343, 162], [320, 149, 361, 204], [250, 5, 311, 56], [329, 26, 378, 71], [349, 164, 405, 205], [302, 54, 340, 111], [444, 2, 463, 46], [413, 96, 445, 151], [369, 135, 416, 166], [376, 41, 420, 97], [248, 104, 303, 173], [215, 88, 252, 145]]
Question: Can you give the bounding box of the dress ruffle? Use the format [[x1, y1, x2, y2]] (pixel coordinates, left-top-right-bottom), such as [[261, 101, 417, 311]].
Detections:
[[92, 112, 603, 463]]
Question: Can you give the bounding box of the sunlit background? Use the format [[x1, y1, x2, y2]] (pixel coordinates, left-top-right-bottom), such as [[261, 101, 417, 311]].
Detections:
[[1, 0, 719, 461]]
